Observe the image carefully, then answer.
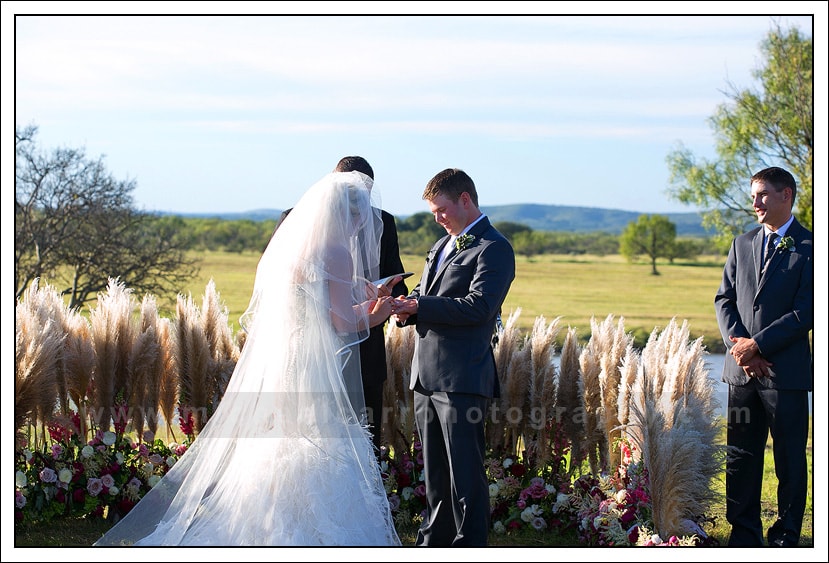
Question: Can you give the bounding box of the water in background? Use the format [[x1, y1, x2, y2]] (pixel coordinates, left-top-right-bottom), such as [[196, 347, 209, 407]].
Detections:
[[698, 353, 811, 418]]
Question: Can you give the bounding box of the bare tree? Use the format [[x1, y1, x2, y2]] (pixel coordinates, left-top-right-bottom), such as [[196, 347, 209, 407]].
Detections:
[[15, 124, 198, 308]]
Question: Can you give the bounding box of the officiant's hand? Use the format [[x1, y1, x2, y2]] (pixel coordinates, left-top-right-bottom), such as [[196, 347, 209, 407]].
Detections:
[[376, 275, 403, 298]]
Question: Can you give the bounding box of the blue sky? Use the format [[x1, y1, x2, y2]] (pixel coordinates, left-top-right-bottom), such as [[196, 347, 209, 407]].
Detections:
[[7, 6, 824, 218]]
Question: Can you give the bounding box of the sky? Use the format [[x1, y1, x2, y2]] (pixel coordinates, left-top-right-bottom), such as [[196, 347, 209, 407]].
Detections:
[[6, 5, 825, 219]]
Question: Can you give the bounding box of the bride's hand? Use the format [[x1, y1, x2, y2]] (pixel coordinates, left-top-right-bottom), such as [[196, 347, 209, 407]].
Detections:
[[367, 296, 393, 327]]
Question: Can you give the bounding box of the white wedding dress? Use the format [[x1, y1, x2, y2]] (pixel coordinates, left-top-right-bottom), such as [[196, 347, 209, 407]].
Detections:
[[95, 172, 400, 547]]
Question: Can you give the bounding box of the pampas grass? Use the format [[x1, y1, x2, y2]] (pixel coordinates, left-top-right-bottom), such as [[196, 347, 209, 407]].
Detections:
[[526, 315, 562, 467], [88, 278, 137, 431], [558, 327, 585, 475], [157, 318, 179, 441], [488, 308, 523, 454], [15, 280, 64, 448], [175, 292, 211, 433], [383, 321, 416, 457], [624, 320, 726, 539]]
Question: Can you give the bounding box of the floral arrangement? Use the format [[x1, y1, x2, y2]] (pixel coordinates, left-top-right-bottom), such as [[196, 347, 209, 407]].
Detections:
[[14, 412, 188, 525], [569, 440, 715, 546], [776, 235, 796, 252], [380, 436, 427, 529], [455, 233, 475, 252]]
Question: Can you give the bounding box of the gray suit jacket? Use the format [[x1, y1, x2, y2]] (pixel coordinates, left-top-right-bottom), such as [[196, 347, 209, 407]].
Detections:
[[714, 218, 813, 390], [402, 217, 515, 397]]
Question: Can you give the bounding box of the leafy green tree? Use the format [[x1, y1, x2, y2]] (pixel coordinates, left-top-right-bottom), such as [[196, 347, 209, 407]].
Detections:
[[15, 124, 198, 308], [492, 221, 532, 242], [666, 22, 812, 249], [619, 215, 676, 275]]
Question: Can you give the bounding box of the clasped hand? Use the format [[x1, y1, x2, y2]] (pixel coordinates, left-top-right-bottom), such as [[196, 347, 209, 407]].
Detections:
[[729, 335, 773, 378]]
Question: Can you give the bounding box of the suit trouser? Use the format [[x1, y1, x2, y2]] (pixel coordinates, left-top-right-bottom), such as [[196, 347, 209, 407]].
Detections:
[[726, 379, 809, 546], [413, 385, 490, 546]]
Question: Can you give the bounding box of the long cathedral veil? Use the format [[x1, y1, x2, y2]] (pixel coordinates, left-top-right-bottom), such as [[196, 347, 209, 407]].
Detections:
[[95, 171, 399, 546]]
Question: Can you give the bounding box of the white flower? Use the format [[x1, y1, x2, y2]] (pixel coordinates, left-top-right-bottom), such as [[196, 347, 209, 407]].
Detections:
[[650, 533, 663, 545], [401, 486, 414, 501], [545, 483, 556, 494], [502, 458, 513, 469], [552, 492, 570, 513], [109, 486, 119, 495], [147, 475, 161, 488], [615, 489, 628, 504], [166, 455, 176, 467], [24, 449, 33, 463], [493, 521, 506, 534], [489, 483, 500, 498], [102, 431, 117, 446], [81, 445, 95, 458], [15, 470, 28, 488], [115, 451, 125, 465], [379, 460, 389, 472], [58, 468, 73, 484], [521, 504, 543, 522]]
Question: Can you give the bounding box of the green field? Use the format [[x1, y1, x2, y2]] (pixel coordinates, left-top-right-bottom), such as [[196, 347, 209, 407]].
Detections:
[[173, 250, 729, 352]]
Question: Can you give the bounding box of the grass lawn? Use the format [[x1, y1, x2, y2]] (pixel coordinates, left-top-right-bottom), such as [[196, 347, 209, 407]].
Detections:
[[169, 250, 729, 352]]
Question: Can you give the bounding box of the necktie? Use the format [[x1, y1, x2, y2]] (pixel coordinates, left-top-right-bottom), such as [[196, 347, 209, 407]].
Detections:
[[762, 232, 778, 275], [436, 236, 456, 269]]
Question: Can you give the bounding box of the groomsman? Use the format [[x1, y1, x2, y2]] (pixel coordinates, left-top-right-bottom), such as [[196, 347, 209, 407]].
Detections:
[[714, 166, 813, 547]]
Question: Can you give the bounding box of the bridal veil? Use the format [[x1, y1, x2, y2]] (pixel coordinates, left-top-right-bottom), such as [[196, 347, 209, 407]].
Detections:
[[95, 171, 400, 546]]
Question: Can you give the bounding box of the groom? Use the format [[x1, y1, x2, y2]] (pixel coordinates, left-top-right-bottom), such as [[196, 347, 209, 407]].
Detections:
[[393, 168, 515, 546]]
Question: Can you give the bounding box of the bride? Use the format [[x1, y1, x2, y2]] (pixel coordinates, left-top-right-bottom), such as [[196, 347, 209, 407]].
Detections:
[[95, 171, 401, 546]]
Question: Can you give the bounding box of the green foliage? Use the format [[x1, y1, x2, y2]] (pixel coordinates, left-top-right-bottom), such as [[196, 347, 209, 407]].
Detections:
[[667, 22, 813, 247], [15, 125, 198, 308], [396, 212, 446, 256], [619, 214, 677, 275]]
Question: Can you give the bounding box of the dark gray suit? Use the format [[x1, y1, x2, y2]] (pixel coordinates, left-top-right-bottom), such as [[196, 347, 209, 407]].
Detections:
[[714, 218, 813, 546], [401, 216, 514, 546]]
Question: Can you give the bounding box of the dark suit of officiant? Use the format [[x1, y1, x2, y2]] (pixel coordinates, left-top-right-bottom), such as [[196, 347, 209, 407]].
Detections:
[[400, 215, 514, 546], [715, 209, 813, 547], [276, 207, 407, 452]]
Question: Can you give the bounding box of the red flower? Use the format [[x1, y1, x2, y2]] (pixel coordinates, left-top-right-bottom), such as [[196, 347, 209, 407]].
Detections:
[[73, 488, 86, 504], [117, 498, 136, 515], [55, 489, 66, 504], [397, 472, 412, 488], [510, 463, 526, 477]]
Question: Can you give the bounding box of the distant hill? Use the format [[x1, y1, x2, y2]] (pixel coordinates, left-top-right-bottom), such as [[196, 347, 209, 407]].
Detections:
[[170, 204, 711, 236]]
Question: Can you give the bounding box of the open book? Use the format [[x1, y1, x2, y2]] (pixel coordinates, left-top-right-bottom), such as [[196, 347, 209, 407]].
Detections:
[[372, 272, 414, 287]]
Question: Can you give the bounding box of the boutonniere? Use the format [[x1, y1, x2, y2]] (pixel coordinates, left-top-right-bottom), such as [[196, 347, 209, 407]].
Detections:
[[455, 233, 475, 252], [776, 235, 795, 252]]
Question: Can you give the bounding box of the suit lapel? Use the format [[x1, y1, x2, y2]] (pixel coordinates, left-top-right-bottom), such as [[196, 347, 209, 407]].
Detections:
[[426, 236, 452, 292]]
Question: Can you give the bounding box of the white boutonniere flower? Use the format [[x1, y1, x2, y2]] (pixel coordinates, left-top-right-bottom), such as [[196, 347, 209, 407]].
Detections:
[[776, 235, 795, 252], [455, 233, 475, 252]]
